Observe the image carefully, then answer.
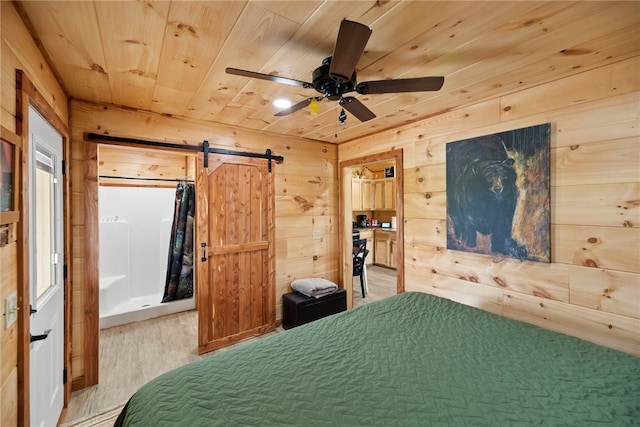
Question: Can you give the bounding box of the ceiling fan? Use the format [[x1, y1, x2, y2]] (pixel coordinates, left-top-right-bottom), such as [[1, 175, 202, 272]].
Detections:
[[226, 19, 444, 123]]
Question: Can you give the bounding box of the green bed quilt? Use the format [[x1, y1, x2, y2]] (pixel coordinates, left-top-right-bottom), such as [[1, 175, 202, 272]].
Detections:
[[115, 292, 639, 426]]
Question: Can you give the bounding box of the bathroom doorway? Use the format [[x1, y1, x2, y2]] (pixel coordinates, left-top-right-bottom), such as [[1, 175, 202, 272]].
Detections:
[[96, 145, 196, 329], [82, 138, 281, 386], [98, 186, 195, 328]]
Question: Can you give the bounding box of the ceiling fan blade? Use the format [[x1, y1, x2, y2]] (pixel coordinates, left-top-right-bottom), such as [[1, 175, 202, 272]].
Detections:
[[329, 20, 372, 83], [356, 76, 445, 94], [339, 97, 376, 122], [226, 67, 313, 88], [274, 97, 322, 117]]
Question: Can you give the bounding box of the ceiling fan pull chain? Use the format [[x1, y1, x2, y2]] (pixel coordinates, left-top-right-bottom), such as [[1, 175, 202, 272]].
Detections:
[[335, 103, 339, 138]]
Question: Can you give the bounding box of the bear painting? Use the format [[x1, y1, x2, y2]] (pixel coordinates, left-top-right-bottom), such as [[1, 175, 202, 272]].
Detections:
[[446, 124, 550, 262]]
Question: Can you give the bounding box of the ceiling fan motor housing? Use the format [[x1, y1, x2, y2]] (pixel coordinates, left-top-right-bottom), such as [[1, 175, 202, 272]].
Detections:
[[312, 57, 356, 100]]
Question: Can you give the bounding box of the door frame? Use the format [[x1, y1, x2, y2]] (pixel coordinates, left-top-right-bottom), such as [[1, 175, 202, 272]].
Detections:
[[82, 142, 198, 389], [339, 149, 404, 308], [16, 70, 71, 427]]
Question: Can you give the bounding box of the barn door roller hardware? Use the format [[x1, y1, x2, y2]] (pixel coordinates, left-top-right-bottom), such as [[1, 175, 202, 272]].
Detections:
[[85, 133, 284, 171]]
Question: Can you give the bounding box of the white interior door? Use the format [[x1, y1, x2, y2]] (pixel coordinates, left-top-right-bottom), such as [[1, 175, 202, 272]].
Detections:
[[29, 106, 64, 427]]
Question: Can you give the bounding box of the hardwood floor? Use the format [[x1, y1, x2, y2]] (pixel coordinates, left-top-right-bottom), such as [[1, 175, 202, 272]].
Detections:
[[64, 311, 281, 423], [353, 264, 398, 309], [65, 265, 397, 423]]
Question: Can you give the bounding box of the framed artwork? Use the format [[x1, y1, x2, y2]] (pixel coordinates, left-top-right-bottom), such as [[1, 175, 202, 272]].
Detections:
[[446, 123, 551, 263]]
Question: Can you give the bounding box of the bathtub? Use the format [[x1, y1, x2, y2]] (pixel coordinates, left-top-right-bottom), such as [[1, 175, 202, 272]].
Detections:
[[99, 276, 195, 329], [99, 186, 195, 329]]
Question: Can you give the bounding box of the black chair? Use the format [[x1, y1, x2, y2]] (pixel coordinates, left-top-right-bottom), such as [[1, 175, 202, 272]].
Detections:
[[353, 239, 369, 298]]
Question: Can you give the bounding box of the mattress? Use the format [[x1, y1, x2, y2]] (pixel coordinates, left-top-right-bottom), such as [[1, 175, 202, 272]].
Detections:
[[115, 292, 640, 426]]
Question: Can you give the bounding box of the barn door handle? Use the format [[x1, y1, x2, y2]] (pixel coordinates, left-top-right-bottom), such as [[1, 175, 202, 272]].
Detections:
[[30, 329, 51, 343], [201, 242, 207, 262]]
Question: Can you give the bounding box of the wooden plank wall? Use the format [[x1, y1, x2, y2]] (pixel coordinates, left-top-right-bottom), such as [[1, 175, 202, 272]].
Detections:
[[97, 145, 195, 188], [3, 0, 638, 412], [1, 2, 69, 425], [339, 57, 640, 356], [69, 100, 339, 385]]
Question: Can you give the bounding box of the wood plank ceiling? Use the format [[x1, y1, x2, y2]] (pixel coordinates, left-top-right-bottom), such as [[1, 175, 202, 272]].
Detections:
[[18, 1, 640, 144]]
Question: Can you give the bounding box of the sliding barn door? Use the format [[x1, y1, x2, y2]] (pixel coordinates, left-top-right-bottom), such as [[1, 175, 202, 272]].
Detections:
[[196, 156, 275, 354]]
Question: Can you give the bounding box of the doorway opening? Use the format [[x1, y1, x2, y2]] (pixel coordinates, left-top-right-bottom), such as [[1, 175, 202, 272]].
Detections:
[[98, 185, 195, 328], [340, 149, 404, 309], [96, 144, 196, 329], [351, 160, 398, 308], [81, 138, 279, 389]]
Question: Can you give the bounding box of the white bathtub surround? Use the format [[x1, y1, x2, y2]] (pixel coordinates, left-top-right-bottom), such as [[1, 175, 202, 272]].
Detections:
[[99, 291, 194, 329], [98, 187, 194, 329]]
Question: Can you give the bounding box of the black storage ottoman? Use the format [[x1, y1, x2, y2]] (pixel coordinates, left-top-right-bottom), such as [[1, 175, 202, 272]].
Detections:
[[282, 289, 347, 329]]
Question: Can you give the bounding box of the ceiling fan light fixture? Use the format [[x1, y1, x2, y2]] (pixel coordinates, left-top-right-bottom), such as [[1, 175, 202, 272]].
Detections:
[[273, 98, 292, 109]]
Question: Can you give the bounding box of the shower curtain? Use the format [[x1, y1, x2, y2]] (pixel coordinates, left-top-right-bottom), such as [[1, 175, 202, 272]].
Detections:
[[162, 183, 195, 302]]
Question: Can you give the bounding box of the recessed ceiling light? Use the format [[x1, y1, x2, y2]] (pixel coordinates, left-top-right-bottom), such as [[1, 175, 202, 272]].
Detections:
[[273, 98, 292, 109]]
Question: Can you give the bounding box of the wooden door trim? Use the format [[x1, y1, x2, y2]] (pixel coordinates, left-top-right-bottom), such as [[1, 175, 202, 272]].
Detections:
[[16, 70, 71, 427], [339, 149, 405, 308], [81, 142, 100, 389]]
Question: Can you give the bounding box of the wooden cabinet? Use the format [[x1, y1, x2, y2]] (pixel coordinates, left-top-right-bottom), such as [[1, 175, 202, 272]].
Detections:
[[353, 177, 394, 211], [373, 180, 383, 210], [351, 179, 361, 209], [352, 179, 372, 210], [372, 178, 395, 210], [374, 235, 388, 266], [389, 238, 397, 269], [359, 229, 374, 266], [374, 230, 397, 269], [383, 178, 395, 210], [362, 180, 372, 210]]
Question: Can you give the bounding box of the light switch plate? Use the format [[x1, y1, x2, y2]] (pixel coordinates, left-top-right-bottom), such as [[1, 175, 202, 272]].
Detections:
[[5, 292, 17, 329], [313, 229, 321, 240]]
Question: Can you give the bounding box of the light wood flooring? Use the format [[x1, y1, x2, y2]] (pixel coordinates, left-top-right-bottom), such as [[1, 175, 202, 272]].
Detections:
[[64, 265, 397, 423], [353, 264, 398, 308]]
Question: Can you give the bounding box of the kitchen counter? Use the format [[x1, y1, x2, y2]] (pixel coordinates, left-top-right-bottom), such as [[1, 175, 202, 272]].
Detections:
[[353, 227, 397, 232]]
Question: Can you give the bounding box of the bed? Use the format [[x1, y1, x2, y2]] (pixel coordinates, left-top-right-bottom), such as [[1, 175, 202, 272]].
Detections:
[[115, 292, 639, 426]]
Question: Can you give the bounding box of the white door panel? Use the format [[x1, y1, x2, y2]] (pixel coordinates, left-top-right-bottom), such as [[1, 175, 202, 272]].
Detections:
[[29, 106, 64, 427]]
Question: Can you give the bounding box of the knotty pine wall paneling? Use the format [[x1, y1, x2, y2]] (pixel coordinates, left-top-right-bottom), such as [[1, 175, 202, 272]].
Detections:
[[70, 100, 338, 386], [98, 145, 195, 188], [339, 57, 640, 356], [1, 2, 69, 425]]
